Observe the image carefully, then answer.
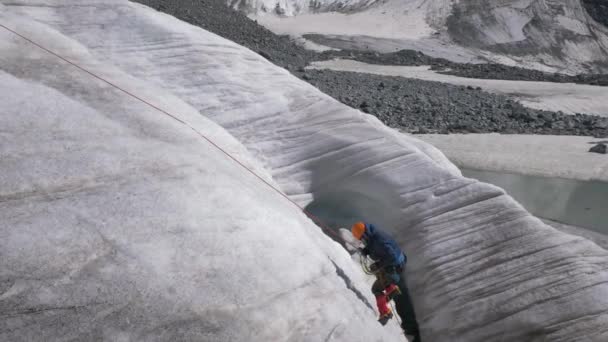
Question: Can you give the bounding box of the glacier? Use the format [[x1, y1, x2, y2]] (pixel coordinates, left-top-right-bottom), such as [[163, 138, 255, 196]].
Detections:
[[2, 1, 608, 341]]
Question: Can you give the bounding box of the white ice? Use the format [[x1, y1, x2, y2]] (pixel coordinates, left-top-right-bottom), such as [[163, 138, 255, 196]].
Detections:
[[247, 0, 463, 62], [2, 1, 608, 341], [416, 134, 608, 182], [310, 59, 608, 116], [250, 9, 434, 42], [0, 3, 403, 341]]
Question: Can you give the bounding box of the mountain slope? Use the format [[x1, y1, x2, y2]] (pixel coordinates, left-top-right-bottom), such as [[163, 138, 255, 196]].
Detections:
[[239, 0, 608, 73], [446, 0, 608, 72]]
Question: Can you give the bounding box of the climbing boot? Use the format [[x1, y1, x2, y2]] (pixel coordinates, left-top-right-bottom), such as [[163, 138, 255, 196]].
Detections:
[[378, 308, 393, 326]]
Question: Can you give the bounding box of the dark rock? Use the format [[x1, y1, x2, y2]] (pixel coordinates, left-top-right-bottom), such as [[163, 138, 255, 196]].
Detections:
[[302, 74, 312, 81], [258, 50, 272, 60], [589, 143, 607, 154], [595, 120, 608, 129], [582, 0, 608, 28]]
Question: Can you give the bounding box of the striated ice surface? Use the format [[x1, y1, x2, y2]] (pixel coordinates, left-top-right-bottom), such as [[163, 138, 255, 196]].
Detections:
[[1, 1, 608, 341]]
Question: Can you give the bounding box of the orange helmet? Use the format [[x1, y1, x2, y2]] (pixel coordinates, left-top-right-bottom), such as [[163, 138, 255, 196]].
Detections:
[[351, 221, 366, 240]]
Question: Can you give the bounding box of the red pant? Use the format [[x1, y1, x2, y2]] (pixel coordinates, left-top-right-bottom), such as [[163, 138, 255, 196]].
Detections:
[[375, 283, 399, 316]]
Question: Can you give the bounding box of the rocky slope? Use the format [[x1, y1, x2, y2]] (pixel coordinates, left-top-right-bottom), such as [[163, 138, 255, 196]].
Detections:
[[239, 0, 608, 74], [583, 0, 608, 27], [446, 0, 608, 72]]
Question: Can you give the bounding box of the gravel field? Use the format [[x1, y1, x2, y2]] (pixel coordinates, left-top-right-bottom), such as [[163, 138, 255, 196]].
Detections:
[[303, 69, 608, 135]]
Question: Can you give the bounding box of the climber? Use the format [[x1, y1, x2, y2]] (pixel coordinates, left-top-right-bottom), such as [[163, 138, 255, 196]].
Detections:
[[351, 221, 421, 342]]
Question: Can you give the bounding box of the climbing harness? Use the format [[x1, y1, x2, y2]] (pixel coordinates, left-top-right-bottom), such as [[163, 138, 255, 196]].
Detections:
[[360, 253, 379, 275]]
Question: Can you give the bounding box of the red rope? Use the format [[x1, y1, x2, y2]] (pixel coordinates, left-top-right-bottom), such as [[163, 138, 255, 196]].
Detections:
[[0, 23, 342, 240]]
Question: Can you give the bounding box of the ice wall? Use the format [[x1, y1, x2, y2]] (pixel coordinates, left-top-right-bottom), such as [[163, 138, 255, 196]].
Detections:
[[0, 4, 404, 341], [2, 1, 608, 341]]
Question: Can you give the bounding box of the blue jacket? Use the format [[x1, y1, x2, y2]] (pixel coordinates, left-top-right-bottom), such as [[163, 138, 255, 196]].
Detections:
[[362, 223, 406, 268]]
